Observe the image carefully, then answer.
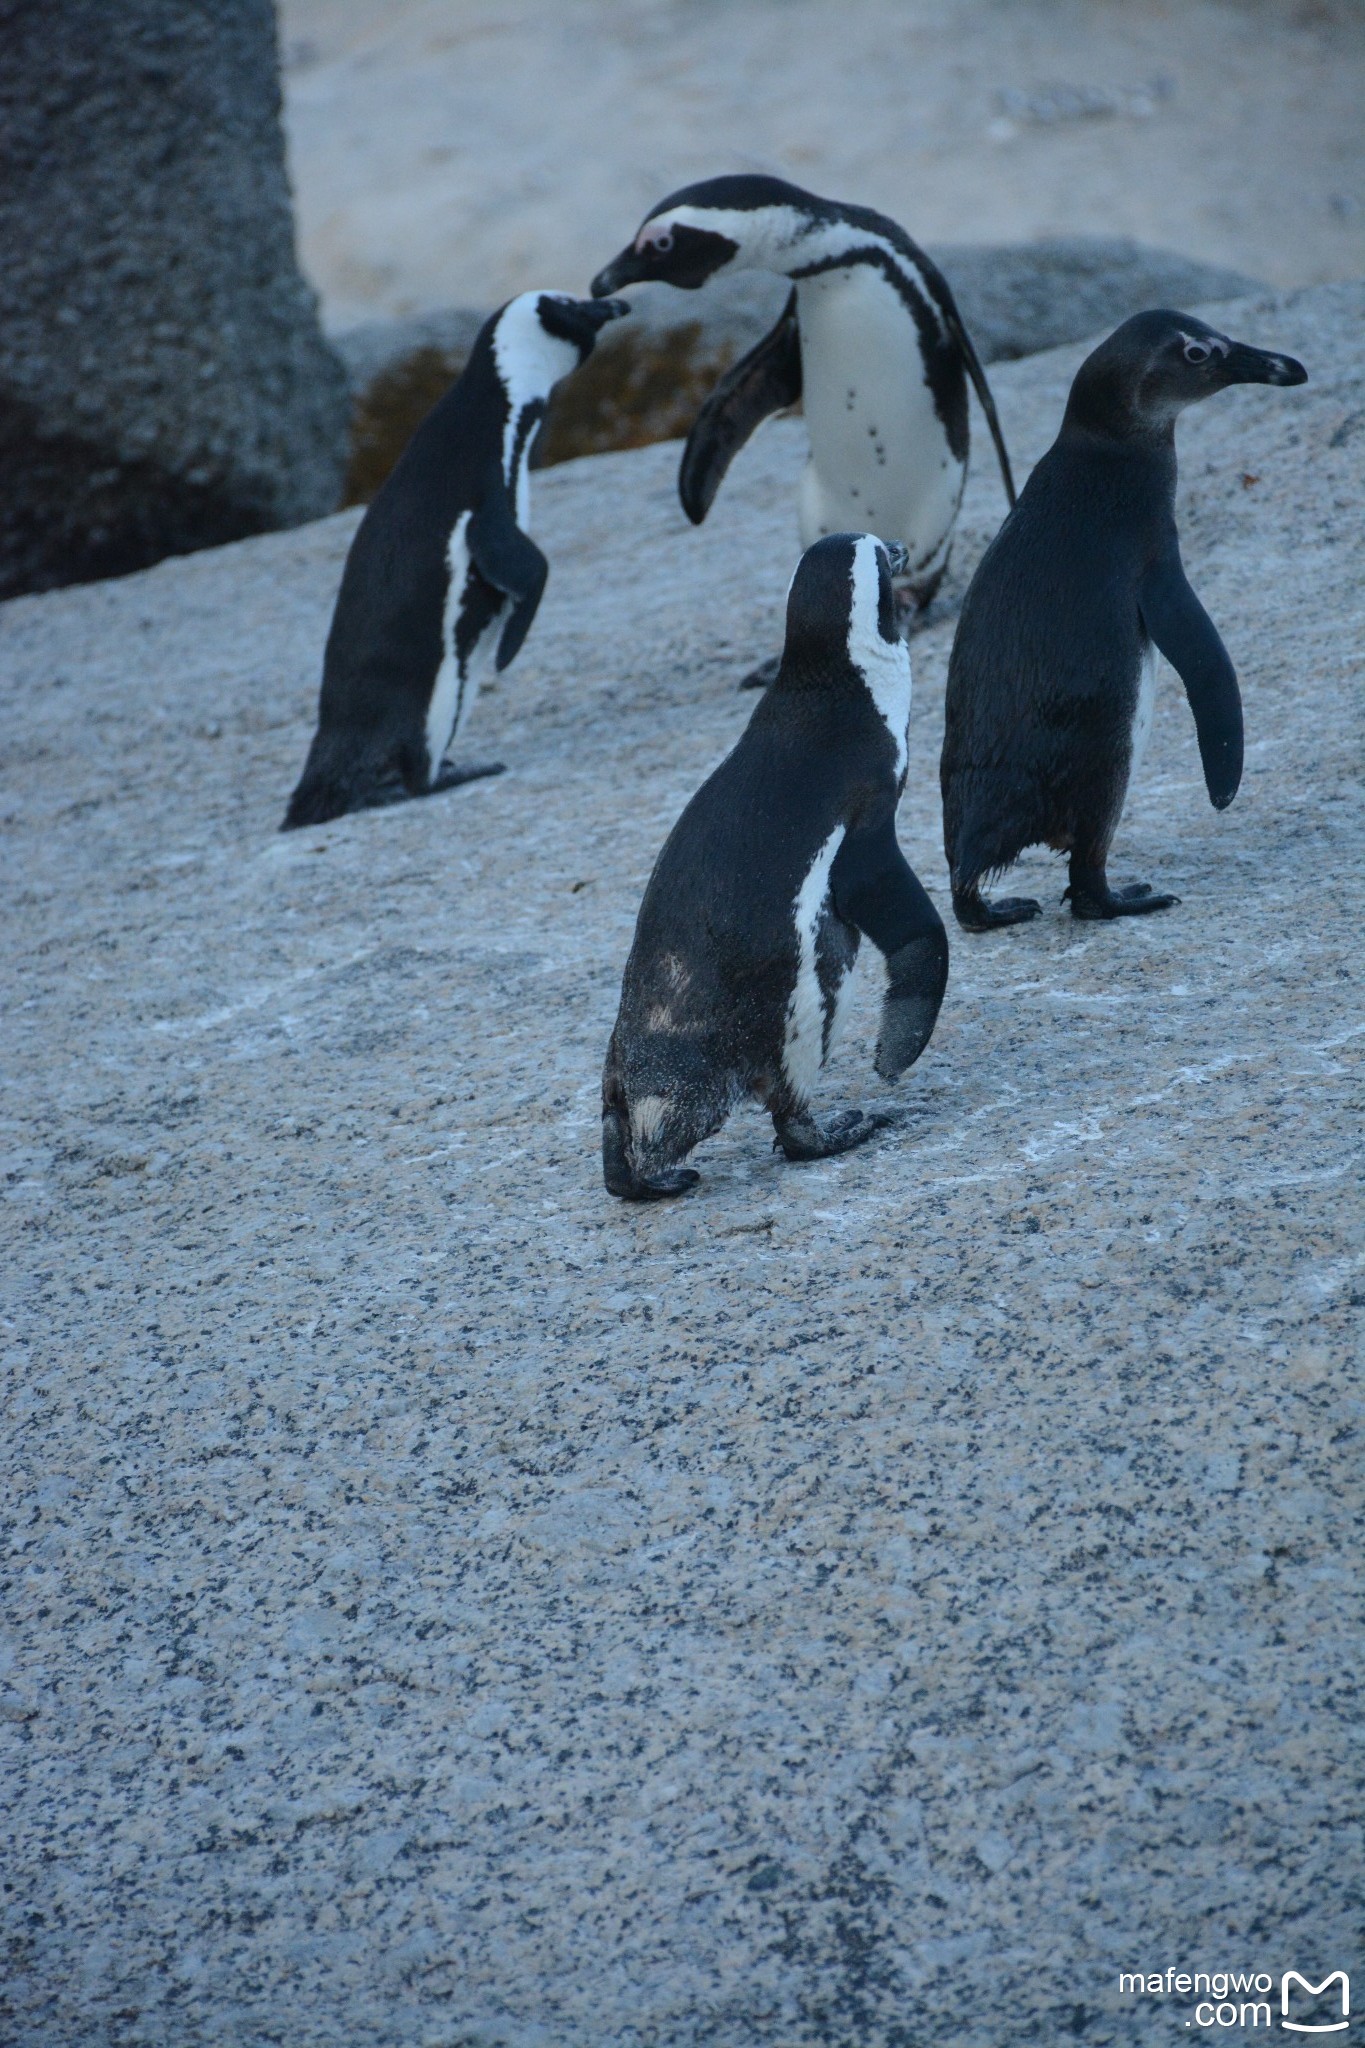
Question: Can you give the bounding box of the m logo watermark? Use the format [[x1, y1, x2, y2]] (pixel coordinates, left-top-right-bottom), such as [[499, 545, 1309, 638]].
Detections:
[[1118, 1966, 1349, 2031], [1282, 1972, 1350, 2035]]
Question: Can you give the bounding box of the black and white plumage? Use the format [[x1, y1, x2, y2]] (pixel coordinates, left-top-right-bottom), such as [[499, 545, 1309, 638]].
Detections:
[[941, 309, 1307, 928], [282, 290, 628, 829], [602, 533, 950, 1201], [590, 174, 1015, 619]]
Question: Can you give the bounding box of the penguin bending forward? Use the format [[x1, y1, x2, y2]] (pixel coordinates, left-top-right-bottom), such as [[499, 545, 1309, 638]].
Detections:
[[591, 174, 1015, 634], [602, 533, 949, 1201], [283, 291, 627, 829], [940, 310, 1306, 928]]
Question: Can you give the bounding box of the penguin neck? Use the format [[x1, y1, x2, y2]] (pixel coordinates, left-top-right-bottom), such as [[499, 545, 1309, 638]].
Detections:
[[504, 400, 545, 503], [774, 641, 912, 777], [778, 215, 910, 289], [1062, 370, 1180, 458], [774, 646, 864, 694], [487, 298, 575, 493]]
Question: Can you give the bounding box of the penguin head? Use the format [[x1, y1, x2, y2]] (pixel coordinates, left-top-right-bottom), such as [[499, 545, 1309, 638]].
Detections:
[[1066, 310, 1308, 436], [590, 175, 823, 296], [779, 533, 908, 684], [491, 290, 630, 395]]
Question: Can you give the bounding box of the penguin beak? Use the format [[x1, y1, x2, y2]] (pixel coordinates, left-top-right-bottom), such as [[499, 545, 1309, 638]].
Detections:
[[579, 296, 631, 331], [1221, 340, 1308, 387], [591, 248, 648, 298]]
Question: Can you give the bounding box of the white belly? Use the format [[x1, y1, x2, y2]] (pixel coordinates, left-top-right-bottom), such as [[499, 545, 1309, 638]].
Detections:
[[423, 513, 507, 781], [795, 266, 964, 579]]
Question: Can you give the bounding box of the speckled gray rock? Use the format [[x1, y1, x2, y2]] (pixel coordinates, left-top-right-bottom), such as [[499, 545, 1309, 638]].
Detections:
[[1, 283, 1360, 2048], [331, 241, 1261, 490], [0, 0, 349, 599]]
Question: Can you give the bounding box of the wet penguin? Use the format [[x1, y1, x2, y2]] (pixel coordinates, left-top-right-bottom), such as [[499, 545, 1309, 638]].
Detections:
[[283, 291, 628, 829], [591, 173, 1015, 646], [602, 533, 949, 1201], [940, 309, 1306, 928]]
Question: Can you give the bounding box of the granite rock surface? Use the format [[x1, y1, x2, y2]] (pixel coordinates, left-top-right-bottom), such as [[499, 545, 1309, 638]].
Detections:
[[1, 284, 1361, 2047]]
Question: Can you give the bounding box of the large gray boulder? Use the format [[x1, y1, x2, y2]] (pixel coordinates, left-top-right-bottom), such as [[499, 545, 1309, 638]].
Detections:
[[331, 240, 1261, 497], [0, 0, 349, 599]]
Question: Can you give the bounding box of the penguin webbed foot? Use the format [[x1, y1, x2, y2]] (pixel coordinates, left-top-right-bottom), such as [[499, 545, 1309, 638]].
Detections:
[[739, 655, 781, 692], [1064, 867, 1179, 920], [951, 884, 1042, 932], [430, 759, 507, 794], [772, 1106, 887, 1163]]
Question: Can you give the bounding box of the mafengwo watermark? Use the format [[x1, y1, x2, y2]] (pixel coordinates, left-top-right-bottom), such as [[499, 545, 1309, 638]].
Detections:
[[1119, 1968, 1349, 2032]]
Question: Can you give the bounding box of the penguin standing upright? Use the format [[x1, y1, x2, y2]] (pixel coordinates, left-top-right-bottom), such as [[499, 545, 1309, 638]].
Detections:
[[590, 174, 1015, 629], [940, 309, 1307, 928], [283, 291, 627, 829], [602, 533, 949, 1201]]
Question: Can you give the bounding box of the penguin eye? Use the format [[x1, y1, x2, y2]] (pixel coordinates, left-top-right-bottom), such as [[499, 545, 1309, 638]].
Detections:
[[639, 224, 675, 256], [1183, 340, 1212, 365]]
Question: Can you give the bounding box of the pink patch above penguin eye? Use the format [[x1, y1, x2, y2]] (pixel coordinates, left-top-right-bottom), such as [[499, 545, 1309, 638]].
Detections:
[[637, 224, 675, 255]]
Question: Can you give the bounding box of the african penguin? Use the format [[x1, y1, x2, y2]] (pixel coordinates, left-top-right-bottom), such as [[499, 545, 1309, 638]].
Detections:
[[940, 309, 1306, 928], [590, 173, 1016, 663], [282, 290, 628, 829], [602, 532, 949, 1201]]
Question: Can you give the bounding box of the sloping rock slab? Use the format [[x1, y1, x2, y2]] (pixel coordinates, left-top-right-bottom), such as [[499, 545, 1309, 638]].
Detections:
[[1, 283, 1360, 2048], [333, 238, 1260, 495]]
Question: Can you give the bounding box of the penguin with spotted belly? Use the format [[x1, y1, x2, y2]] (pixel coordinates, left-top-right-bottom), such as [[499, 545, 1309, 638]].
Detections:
[[941, 309, 1307, 928], [590, 173, 1016, 677], [283, 291, 628, 829], [602, 533, 949, 1201]]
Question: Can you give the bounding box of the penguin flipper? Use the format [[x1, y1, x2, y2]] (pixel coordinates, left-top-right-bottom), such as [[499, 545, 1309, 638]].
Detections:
[[678, 288, 802, 525], [918, 253, 1017, 510], [1138, 550, 1243, 809], [830, 815, 950, 1081], [466, 486, 549, 671]]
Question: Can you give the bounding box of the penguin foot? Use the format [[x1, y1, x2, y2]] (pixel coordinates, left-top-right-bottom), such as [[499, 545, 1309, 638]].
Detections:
[[772, 1107, 886, 1163], [1064, 876, 1180, 920], [739, 655, 781, 692], [951, 885, 1042, 932], [430, 759, 506, 793]]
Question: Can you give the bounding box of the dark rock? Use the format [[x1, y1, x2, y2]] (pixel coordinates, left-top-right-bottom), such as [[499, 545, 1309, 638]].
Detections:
[[330, 241, 1262, 499], [0, 0, 349, 600]]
